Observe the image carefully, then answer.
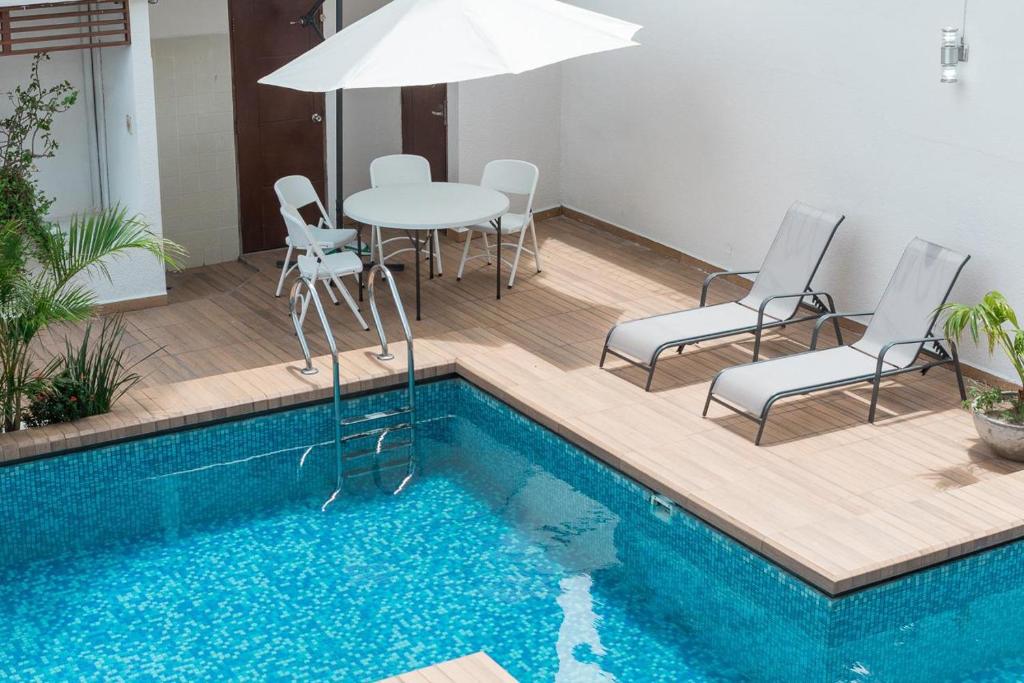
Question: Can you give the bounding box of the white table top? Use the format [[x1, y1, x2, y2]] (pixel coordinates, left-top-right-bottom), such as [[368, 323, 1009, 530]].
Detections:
[[343, 182, 510, 230]]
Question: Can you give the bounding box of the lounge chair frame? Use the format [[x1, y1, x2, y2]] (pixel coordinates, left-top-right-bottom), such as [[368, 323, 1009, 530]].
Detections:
[[600, 275, 845, 392], [703, 255, 970, 445]]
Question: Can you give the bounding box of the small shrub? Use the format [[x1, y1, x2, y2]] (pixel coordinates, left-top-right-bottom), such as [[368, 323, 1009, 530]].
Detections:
[[24, 315, 155, 427], [25, 373, 88, 427]]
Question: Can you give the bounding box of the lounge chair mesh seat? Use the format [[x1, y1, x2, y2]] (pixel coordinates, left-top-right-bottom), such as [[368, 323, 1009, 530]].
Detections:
[[707, 238, 970, 444], [602, 201, 845, 390]]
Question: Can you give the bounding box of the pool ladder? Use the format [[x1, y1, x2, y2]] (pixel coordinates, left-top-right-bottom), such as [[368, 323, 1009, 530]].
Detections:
[[288, 259, 417, 503]]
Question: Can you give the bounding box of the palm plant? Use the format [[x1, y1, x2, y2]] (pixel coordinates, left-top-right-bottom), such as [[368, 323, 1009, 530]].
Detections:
[[942, 291, 1024, 421], [0, 208, 184, 431]]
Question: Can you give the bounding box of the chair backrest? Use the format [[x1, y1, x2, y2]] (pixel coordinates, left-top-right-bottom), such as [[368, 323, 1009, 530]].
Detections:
[[853, 238, 970, 368], [738, 202, 844, 320], [280, 205, 327, 262], [274, 176, 332, 228], [370, 154, 432, 187], [481, 159, 539, 216]]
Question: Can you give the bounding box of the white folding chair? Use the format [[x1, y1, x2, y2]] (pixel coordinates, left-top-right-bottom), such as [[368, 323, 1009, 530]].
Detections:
[[455, 160, 541, 289], [280, 205, 368, 331], [273, 176, 358, 297], [368, 154, 443, 274]]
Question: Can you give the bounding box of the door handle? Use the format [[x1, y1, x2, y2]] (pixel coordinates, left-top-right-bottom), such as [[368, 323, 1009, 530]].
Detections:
[[312, 113, 323, 123], [430, 109, 444, 117]]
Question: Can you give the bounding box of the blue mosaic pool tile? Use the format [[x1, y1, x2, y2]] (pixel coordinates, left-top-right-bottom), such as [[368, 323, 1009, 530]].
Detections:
[[2, 378, 1024, 681]]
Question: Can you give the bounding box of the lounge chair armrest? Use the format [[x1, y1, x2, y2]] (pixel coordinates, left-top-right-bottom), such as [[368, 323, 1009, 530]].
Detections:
[[875, 336, 950, 372], [756, 290, 838, 325], [700, 270, 759, 307], [810, 311, 874, 349]]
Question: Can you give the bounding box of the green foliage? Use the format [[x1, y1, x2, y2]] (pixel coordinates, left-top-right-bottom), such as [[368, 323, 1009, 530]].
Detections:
[[0, 211, 184, 432], [0, 53, 76, 235], [963, 383, 1024, 425], [25, 373, 88, 427], [943, 291, 1024, 419], [25, 315, 153, 427]]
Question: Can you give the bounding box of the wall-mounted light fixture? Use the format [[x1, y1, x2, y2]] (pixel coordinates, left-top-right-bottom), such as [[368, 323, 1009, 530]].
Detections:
[[941, 0, 971, 83]]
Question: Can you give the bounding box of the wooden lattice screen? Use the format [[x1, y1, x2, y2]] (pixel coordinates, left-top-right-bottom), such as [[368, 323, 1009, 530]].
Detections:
[[0, 1, 130, 56]]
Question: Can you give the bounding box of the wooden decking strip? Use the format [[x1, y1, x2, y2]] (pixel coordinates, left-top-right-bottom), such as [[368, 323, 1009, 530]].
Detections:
[[2, 215, 1021, 595], [377, 652, 516, 683]]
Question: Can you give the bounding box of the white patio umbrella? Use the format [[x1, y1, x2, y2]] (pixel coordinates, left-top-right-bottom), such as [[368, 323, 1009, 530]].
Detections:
[[258, 0, 641, 91]]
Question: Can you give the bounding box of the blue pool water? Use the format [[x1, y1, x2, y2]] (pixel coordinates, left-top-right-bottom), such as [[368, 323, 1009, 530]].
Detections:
[[2, 379, 1024, 682]]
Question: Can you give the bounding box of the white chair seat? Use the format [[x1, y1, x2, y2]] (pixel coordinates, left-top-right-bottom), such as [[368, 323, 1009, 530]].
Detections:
[[286, 227, 357, 250], [607, 303, 780, 365], [713, 346, 894, 417], [459, 212, 528, 234], [298, 249, 364, 279]]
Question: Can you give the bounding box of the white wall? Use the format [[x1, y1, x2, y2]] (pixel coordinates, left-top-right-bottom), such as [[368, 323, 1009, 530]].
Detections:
[[150, 0, 238, 268], [148, 0, 229, 39], [560, 0, 1024, 380], [453, 67, 563, 212], [92, 0, 167, 303]]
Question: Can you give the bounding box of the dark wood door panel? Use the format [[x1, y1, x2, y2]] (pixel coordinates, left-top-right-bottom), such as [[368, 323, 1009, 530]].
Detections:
[[401, 85, 448, 182], [229, 0, 326, 254]]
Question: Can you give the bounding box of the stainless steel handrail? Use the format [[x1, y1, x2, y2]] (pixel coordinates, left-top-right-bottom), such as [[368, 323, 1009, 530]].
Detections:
[[367, 264, 415, 415], [288, 276, 343, 501]]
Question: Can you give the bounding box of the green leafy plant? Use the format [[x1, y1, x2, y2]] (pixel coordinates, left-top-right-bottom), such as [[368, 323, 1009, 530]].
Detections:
[[25, 314, 154, 427], [0, 211, 184, 432], [24, 374, 88, 427], [942, 291, 1024, 424], [0, 53, 77, 238]]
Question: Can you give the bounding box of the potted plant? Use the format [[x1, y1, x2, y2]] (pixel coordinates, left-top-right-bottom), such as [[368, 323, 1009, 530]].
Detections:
[[943, 291, 1024, 461]]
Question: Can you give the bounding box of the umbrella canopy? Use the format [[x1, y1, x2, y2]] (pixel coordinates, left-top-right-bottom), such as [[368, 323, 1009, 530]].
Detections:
[[258, 0, 640, 92]]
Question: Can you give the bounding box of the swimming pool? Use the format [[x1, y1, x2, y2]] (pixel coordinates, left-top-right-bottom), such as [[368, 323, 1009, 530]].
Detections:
[[1, 378, 1023, 681]]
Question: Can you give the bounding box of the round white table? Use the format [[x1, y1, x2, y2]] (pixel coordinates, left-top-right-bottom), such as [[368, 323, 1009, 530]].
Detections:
[[344, 183, 510, 320]]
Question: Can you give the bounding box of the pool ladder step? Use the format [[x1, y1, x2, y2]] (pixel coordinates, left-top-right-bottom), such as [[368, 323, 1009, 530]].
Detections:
[[339, 406, 412, 427], [339, 422, 413, 444]]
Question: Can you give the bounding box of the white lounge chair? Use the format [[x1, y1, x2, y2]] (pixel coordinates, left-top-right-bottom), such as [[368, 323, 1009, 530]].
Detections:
[[600, 202, 845, 391], [704, 238, 969, 445]]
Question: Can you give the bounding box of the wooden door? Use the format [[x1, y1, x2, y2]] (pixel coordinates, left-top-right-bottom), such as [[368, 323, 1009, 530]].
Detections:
[[401, 85, 448, 181], [229, 0, 326, 253]]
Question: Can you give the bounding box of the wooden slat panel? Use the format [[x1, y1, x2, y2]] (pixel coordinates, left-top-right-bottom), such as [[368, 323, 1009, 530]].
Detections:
[[0, 0, 129, 56]]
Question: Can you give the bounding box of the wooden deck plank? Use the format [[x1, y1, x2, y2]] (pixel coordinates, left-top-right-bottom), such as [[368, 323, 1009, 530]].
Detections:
[[376, 653, 515, 683]]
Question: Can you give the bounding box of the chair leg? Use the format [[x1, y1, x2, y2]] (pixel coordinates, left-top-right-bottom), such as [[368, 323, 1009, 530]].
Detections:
[[275, 244, 294, 297], [508, 229, 529, 289], [868, 374, 883, 423], [332, 275, 369, 330], [375, 227, 386, 266], [644, 358, 659, 392], [324, 278, 340, 305], [599, 345, 609, 368], [457, 230, 474, 280], [529, 217, 542, 272], [481, 233, 492, 264], [951, 341, 967, 400], [433, 229, 444, 275]]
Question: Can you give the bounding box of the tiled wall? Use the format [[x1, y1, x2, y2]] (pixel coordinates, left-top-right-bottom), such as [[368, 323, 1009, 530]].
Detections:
[[152, 34, 239, 268]]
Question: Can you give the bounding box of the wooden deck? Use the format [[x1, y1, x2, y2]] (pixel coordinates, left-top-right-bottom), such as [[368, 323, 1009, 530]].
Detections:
[[2, 214, 1022, 595], [377, 653, 516, 683]]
